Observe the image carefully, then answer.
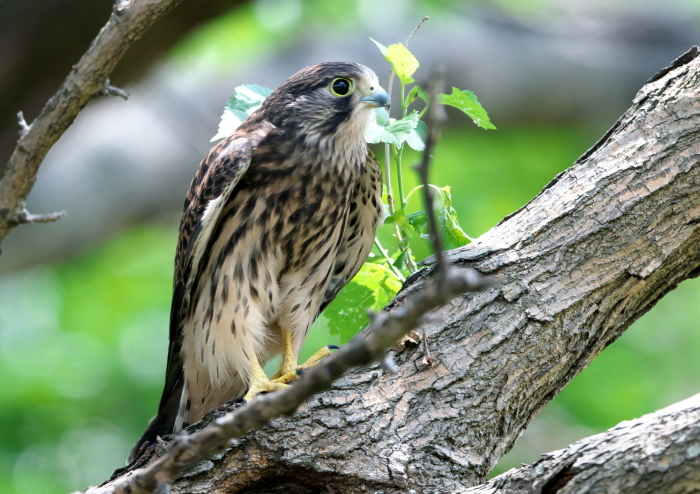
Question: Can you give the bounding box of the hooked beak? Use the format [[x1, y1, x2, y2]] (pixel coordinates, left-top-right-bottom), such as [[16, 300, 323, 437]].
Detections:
[[360, 87, 391, 110]]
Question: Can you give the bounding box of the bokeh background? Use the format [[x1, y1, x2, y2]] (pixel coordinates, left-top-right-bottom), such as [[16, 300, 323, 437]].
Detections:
[[1, 0, 699, 492]]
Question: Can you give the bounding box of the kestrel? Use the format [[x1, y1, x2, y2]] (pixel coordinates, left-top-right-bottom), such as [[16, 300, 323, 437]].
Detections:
[[129, 62, 388, 461]]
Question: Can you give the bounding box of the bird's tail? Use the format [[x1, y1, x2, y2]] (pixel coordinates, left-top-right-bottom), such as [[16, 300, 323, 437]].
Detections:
[[127, 379, 189, 464]]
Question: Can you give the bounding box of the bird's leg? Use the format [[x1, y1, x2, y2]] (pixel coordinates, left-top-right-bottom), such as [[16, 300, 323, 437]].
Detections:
[[271, 328, 337, 384], [242, 346, 290, 403]]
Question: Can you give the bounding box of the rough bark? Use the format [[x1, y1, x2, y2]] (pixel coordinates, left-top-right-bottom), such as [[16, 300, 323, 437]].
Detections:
[[0, 0, 186, 245], [96, 47, 700, 493], [464, 394, 700, 494]]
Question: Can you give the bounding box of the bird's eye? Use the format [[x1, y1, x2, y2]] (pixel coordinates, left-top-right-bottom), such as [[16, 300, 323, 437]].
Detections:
[[330, 77, 354, 97]]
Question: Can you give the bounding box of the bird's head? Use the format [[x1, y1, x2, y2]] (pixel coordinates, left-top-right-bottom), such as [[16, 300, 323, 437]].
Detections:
[[259, 62, 390, 146]]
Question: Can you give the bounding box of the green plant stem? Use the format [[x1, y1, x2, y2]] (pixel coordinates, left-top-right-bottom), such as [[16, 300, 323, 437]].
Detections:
[[395, 147, 406, 211], [373, 238, 405, 281], [383, 143, 395, 215]]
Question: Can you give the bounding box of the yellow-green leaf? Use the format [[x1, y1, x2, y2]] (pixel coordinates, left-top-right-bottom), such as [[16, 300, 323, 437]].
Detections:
[[385, 43, 419, 85]]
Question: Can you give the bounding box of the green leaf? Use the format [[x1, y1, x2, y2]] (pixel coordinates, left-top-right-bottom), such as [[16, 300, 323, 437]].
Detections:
[[384, 43, 420, 84], [366, 255, 391, 265], [426, 185, 472, 250], [393, 248, 412, 269], [212, 84, 273, 141], [323, 263, 402, 342], [370, 37, 388, 56], [365, 111, 421, 147], [406, 209, 428, 230], [439, 87, 496, 130], [383, 209, 415, 239], [407, 85, 429, 105], [405, 120, 428, 151]]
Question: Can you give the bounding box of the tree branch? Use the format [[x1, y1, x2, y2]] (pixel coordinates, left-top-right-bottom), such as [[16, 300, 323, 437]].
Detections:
[[0, 0, 185, 247], [85, 47, 700, 494], [464, 393, 700, 493]]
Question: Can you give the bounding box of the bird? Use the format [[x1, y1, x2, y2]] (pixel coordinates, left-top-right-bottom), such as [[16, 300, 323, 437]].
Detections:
[[128, 62, 389, 462]]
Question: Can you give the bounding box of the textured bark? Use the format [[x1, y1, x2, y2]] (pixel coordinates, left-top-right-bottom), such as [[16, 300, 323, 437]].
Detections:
[[0, 0, 186, 245], [464, 394, 700, 494], [101, 48, 700, 493]]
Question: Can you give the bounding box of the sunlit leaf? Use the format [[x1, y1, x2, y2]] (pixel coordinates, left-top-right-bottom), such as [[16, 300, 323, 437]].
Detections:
[[212, 84, 272, 141], [384, 43, 419, 84], [439, 87, 496, 130], [323, 263, 402, 343]]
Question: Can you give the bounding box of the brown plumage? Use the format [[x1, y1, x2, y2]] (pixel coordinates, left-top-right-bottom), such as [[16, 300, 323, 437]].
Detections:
[[129, 62, 388, 462]]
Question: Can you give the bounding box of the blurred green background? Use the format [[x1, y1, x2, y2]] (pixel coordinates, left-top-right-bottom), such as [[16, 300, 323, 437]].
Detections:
[[1, 0, 699, 492]]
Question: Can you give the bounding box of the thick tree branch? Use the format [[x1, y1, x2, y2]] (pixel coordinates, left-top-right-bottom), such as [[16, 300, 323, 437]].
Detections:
[[89, 48, 700, 493], [0, 0, 185, 246], [464, 393, 700, 494]]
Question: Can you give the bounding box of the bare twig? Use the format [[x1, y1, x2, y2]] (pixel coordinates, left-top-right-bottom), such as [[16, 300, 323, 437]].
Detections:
[[420, 329, 435, 367], [415, 65, 448, 280], [11, 208, 66, 225], [0, 0, 186, 248], [100, 79, 130, 100], [405, 15, 430, 45], [17, 112, 30, 137]]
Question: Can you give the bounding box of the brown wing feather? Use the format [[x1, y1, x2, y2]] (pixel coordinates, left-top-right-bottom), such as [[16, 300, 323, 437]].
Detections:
[[128, 127, 271, 462], [320, 150, 383, 313], [161, 134, 256, 410]]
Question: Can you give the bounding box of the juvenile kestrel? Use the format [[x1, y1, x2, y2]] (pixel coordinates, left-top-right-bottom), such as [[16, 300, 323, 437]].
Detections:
[[129, 62, 388, 461]]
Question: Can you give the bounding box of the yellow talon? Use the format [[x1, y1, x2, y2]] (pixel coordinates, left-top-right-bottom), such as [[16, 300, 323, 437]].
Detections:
[[270, 329, 337, 383], [242, 376, 290, 402], [243, 329, 338, 402]]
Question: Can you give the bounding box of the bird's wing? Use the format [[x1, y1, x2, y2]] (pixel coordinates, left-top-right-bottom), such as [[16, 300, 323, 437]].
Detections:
[[161, 126, 271, 415], [320, 150, 384, 313], [128, 124, 274, 463]]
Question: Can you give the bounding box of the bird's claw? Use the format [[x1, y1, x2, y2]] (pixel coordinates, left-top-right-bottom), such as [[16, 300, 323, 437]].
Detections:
[[242, 377, 290, 402]]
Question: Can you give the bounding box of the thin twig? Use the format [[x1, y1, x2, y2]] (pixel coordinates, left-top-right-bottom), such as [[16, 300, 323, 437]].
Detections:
[[100, 79, 130, 100], [415, 65, 448, 281], [17, 111, 30, 137], [373, 238, 406, 281], [420, 329, 435, 367], [11, 208, 66, 225], [405, 16, 430, 45]]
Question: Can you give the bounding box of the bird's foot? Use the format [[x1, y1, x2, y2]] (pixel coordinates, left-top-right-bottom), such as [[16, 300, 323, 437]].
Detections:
[[242, 376, 290, 403], [271, 345, 339, 383]]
